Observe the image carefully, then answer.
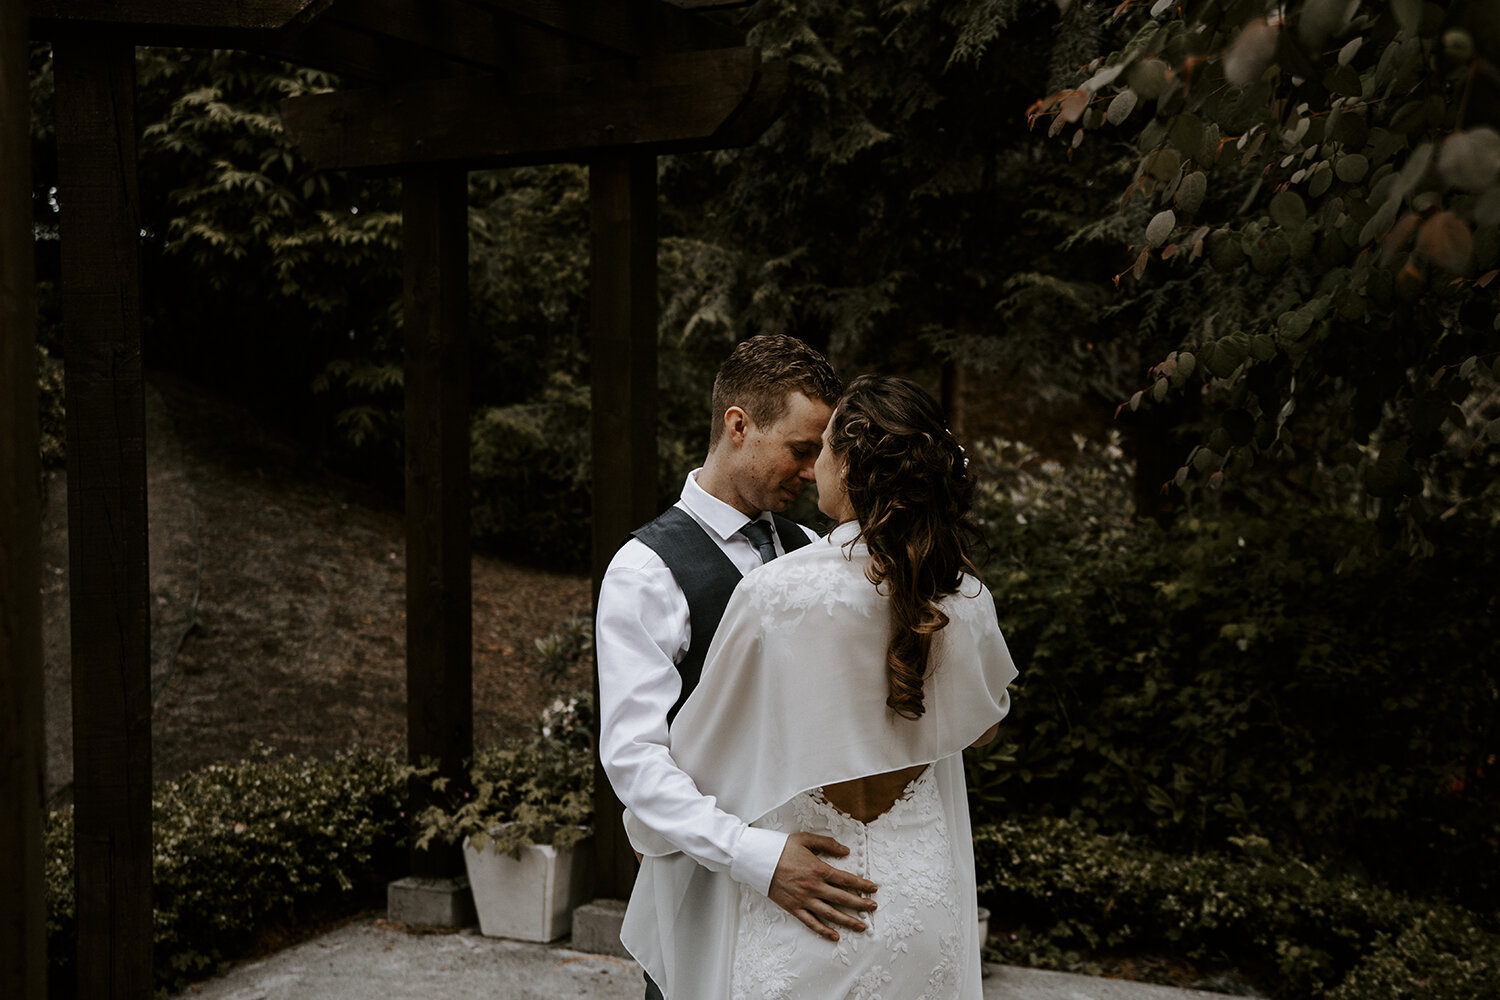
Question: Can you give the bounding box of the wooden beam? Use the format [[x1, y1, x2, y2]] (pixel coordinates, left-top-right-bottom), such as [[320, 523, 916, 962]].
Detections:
[[31, 0, 331, 30], [320, 0, 505, 75], [1, 0, 47, 994], [53, 36, 153, 1000], [402, 167, 472, 879], [270, 17, 457, 84], [704, 56, 788, 150], [462, 0, 738, 57], [588, 151, 658, 900], [281, 46, 772, 171]]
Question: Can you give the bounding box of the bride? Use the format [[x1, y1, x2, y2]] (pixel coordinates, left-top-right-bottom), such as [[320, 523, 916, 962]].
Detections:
[[621, 374, 1019, 1000]]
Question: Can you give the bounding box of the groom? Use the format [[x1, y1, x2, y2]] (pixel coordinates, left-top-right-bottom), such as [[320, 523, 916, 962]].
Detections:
[[596, 334, 877, 997]]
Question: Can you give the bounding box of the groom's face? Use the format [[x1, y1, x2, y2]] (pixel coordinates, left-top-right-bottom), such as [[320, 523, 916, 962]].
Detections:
[[733, 390, 833, 514]]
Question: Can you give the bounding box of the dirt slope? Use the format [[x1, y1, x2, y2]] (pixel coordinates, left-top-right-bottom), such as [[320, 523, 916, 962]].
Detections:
[[42, 374, 592, 802]]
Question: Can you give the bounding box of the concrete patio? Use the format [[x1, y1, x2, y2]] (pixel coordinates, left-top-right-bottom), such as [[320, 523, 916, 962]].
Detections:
[[168, 915, 1230, 1000]]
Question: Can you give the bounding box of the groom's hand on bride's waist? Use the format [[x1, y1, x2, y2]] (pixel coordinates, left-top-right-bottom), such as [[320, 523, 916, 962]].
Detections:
[[768, 832, 879, 943]]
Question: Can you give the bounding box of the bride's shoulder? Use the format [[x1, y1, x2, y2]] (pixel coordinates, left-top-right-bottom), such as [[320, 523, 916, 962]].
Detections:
[[941, 573, 999, 623], [738, 537, 874, 616]]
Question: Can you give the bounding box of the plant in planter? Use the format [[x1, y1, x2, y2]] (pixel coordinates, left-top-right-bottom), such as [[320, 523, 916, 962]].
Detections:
[[408, 692, 595, 941]]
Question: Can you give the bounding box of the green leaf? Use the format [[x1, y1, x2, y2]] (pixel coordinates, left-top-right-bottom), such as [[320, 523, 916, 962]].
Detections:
[[1270, 191, 1307, 229], [1308, 161, 1334, 198], [1174, 172, 1207, 215], [1299, 0, 1352, 49], [1147, 209, 1176, 246], [1106, 89, 1139, 126], [1276, 308, 1314, 342], [1146, 147, 1183, 181], [1391, 0, 1422, 36], [1207, 230, 1242, 269], [1127, 59, 1171, 101], [1335, 154, 1369, 183], [1358, 196, 1400, 246]]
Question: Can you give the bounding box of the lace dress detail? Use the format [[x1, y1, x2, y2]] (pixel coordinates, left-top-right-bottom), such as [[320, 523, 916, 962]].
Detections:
[[731, 768, 964, 1000]]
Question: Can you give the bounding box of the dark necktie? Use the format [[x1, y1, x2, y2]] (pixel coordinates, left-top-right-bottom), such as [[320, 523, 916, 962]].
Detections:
[[737, 519, 778, 564]]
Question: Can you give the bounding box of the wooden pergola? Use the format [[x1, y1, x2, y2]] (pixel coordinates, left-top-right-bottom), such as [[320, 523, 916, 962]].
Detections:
[[0, 2, 787, 997]]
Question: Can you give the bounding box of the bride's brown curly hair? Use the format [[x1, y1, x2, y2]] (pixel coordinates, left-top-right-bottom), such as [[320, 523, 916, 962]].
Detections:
[[827, 375, 976, 720]]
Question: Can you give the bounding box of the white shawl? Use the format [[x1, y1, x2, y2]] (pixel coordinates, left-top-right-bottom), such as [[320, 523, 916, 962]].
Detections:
[[621, 522, 1019, 999]]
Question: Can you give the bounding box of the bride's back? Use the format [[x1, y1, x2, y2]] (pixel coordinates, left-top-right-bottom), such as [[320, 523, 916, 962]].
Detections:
[[821, 765, 931, 823], [820, 716, 997, 823]]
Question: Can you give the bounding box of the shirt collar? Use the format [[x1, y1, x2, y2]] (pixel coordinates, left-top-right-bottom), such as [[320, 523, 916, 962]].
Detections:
[[681, 469, 772, 542]]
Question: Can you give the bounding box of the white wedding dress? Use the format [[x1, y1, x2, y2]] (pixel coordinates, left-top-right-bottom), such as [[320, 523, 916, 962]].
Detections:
[[622, 521, 1019, 1000], [731, 767, 966, 1000]]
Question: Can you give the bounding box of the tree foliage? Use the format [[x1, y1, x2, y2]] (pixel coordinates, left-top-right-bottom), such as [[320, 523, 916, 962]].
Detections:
[[1029, 0, 1500, 550], [664, 0, 1134, 405]]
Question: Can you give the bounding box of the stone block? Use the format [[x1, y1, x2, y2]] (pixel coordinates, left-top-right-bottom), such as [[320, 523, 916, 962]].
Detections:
[[386, 875, 477, 929], [571, 898, 630, 958]]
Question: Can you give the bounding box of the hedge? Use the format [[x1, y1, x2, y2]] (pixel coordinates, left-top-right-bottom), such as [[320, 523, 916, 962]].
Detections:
[[44, 745, 407, 996], [975, 818, 1500, 999]]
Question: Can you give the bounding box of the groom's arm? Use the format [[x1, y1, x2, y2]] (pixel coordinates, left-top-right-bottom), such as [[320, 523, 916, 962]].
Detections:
[[597, 546, 876, 938], [597, 546, 787, 889]]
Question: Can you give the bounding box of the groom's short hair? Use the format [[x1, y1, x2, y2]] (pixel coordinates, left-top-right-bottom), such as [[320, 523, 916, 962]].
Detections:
[[709, 334, 841, 449]]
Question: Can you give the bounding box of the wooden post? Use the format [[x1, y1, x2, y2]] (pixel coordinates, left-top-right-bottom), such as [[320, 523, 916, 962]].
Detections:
[[402, 166, 472, 879], [1, 0, 47, 995], [588, 151, 658, 900], [53, 36, 153, 1000]]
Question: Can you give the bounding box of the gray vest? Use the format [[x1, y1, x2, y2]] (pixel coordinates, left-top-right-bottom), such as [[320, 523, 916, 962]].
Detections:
[[630, 506, 812, 724]]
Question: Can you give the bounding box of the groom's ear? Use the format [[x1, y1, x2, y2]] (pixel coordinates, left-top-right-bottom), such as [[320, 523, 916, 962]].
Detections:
[[722, 406, 751, 446]]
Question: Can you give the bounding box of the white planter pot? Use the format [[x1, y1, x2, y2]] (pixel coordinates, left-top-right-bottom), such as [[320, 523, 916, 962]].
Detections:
[[463, 834, 592, 942]]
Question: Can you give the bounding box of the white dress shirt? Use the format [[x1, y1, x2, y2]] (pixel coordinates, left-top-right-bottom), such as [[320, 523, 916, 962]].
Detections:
[[597, 469, 816, 896]]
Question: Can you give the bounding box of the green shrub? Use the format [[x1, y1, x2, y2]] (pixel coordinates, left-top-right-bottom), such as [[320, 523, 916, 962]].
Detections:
[[470, 372, 593, 567], [1326, 911, 1500, 1000], [45, 745, 407, 995], [972, 818, 1500, 999], [410, 692, 595, 859], [966, 434, 1500, 907]]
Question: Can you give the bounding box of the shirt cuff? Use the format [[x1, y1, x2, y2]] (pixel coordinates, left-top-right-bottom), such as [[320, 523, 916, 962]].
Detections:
[[729, 826, 789, 897]]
